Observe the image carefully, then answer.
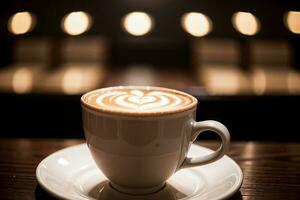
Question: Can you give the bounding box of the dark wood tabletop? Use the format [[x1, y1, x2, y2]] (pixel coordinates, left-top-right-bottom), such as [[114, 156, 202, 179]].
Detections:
[[0, 138, 300, 200]]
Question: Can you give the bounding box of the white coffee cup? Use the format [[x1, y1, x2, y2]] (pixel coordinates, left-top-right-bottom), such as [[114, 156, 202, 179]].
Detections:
[[81, 86, 230, 194]]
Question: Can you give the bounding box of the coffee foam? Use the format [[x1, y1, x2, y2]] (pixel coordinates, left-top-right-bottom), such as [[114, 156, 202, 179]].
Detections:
[[82, 86, 197, 116]]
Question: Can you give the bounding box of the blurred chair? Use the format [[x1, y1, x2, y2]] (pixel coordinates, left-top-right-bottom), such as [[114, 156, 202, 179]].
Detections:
[[13, 37, 52, 67], [61, 36, 107, 65], [0, 37, 52, 93], [248, 39, 298, 95], [249, 39, 291, 67], [36, 36, 108, 94], [193, 38, 251, 95]]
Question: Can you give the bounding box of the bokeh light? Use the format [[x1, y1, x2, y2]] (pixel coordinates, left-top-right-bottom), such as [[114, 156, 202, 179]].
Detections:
[[62, 11, 92, 36], [232, 12, 260, 36], [284, 11, 300, 34], [288, 71, 300, 94], [181, 12, 212, 37], [12, 68, 33, 94], [252, 68, 266, 95], [8, 12, 36, 35], [62, 68, 84, 94], [61, 66, 101, 94], [122, 12, 153, 36]]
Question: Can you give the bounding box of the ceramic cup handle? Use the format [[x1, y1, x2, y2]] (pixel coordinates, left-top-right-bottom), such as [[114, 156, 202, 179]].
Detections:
[[181, 120, 230, 169]]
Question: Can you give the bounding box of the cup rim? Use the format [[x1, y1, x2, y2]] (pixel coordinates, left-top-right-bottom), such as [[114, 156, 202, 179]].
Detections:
[[81, 86, 198, 117]]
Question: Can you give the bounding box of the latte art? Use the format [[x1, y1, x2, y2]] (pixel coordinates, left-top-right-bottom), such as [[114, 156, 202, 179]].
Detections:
[[96, 89, 186, 111], [82, 86, 197, 115]]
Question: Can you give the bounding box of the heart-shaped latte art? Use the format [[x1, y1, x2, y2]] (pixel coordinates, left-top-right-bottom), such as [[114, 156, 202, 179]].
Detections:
[[95, 89, 190, 112], [113, 91, 170, 110], [128, 95, 157, 105]]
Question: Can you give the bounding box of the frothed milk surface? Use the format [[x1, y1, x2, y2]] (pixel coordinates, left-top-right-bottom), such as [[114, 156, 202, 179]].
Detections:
[[81, 86, 197, 116]]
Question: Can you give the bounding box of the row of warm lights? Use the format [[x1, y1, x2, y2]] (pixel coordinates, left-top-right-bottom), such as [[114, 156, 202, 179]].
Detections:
[[8, 66, 102, 94], [201, 67, 300, 95], [8, 66, 300, 95], [8, 11, 300, 36]]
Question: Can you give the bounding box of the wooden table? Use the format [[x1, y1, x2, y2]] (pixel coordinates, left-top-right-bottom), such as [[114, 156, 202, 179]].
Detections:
[[0, 138, 300, 200]]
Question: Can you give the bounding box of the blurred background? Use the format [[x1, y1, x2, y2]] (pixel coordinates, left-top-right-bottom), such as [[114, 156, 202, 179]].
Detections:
[[0, 0, 300, 140]]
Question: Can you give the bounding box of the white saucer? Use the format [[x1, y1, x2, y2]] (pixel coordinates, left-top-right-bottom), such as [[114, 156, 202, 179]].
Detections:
[[36, 143, 243, 200]]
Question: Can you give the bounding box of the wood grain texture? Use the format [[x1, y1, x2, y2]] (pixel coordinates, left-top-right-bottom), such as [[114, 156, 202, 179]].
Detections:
[[0, 139, 300, 200]]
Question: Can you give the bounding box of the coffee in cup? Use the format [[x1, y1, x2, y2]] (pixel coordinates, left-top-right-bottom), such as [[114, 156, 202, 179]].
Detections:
[[81, 86, 230, 194]]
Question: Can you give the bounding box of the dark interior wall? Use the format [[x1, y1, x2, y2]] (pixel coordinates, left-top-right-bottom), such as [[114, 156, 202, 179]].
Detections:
[[0, 0, 300, 67]]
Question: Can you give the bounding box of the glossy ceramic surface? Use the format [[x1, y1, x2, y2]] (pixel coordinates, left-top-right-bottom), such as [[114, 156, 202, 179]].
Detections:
[[36, 143, 243, 200], [82, 98, 230, 194]]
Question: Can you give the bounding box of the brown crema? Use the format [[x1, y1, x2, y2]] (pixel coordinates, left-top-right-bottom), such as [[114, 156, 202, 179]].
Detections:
[[81, 86, 197, 116]]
